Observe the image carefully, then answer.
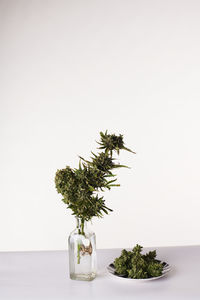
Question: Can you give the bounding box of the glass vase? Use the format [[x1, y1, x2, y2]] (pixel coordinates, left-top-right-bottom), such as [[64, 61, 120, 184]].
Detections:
[[68, 217, 97, 281]]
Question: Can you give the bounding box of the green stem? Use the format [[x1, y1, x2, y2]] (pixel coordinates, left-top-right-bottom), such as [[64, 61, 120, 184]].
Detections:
[[81, 218, 85, 235], [77, 218, 85, 264], [77, 243, 81, 264]]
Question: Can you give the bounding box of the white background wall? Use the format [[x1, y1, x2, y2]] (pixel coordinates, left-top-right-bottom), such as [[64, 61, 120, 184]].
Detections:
[[1, 0, 200, 251]]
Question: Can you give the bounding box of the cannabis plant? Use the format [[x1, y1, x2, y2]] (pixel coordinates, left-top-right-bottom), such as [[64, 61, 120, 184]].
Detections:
[[114, 245, 164, 279], [55, 131, 135, 232]]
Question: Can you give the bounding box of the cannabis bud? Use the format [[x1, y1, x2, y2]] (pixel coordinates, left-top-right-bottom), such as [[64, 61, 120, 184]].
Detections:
[[114, 244, 164, 279], [55, 130, 135, 222], [98, 131, 136, 155]]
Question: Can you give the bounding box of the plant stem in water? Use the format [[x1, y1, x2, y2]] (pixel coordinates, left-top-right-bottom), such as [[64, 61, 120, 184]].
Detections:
[[77, 243, 81, 264], [77, 219, 85, 264]]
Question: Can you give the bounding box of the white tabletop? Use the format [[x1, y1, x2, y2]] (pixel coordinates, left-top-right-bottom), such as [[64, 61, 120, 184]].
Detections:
[[0, 246, 200, 300]]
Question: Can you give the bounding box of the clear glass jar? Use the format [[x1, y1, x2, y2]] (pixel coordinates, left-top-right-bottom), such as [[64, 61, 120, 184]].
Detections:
[[68, 217, 97, 281]]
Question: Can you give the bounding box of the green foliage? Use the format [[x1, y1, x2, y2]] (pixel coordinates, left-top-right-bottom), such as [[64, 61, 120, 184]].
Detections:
[[55, 131, 135, 222], [114, 245, 164, 279], [98, 130, 136, 155]]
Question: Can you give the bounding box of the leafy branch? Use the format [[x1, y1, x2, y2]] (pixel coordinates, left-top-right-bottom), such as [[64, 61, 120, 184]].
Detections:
[[55, 131, 135, 222]]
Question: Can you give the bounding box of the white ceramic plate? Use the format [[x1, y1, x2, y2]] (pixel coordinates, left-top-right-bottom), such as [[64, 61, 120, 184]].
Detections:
[[107, 262, 172, 281]]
